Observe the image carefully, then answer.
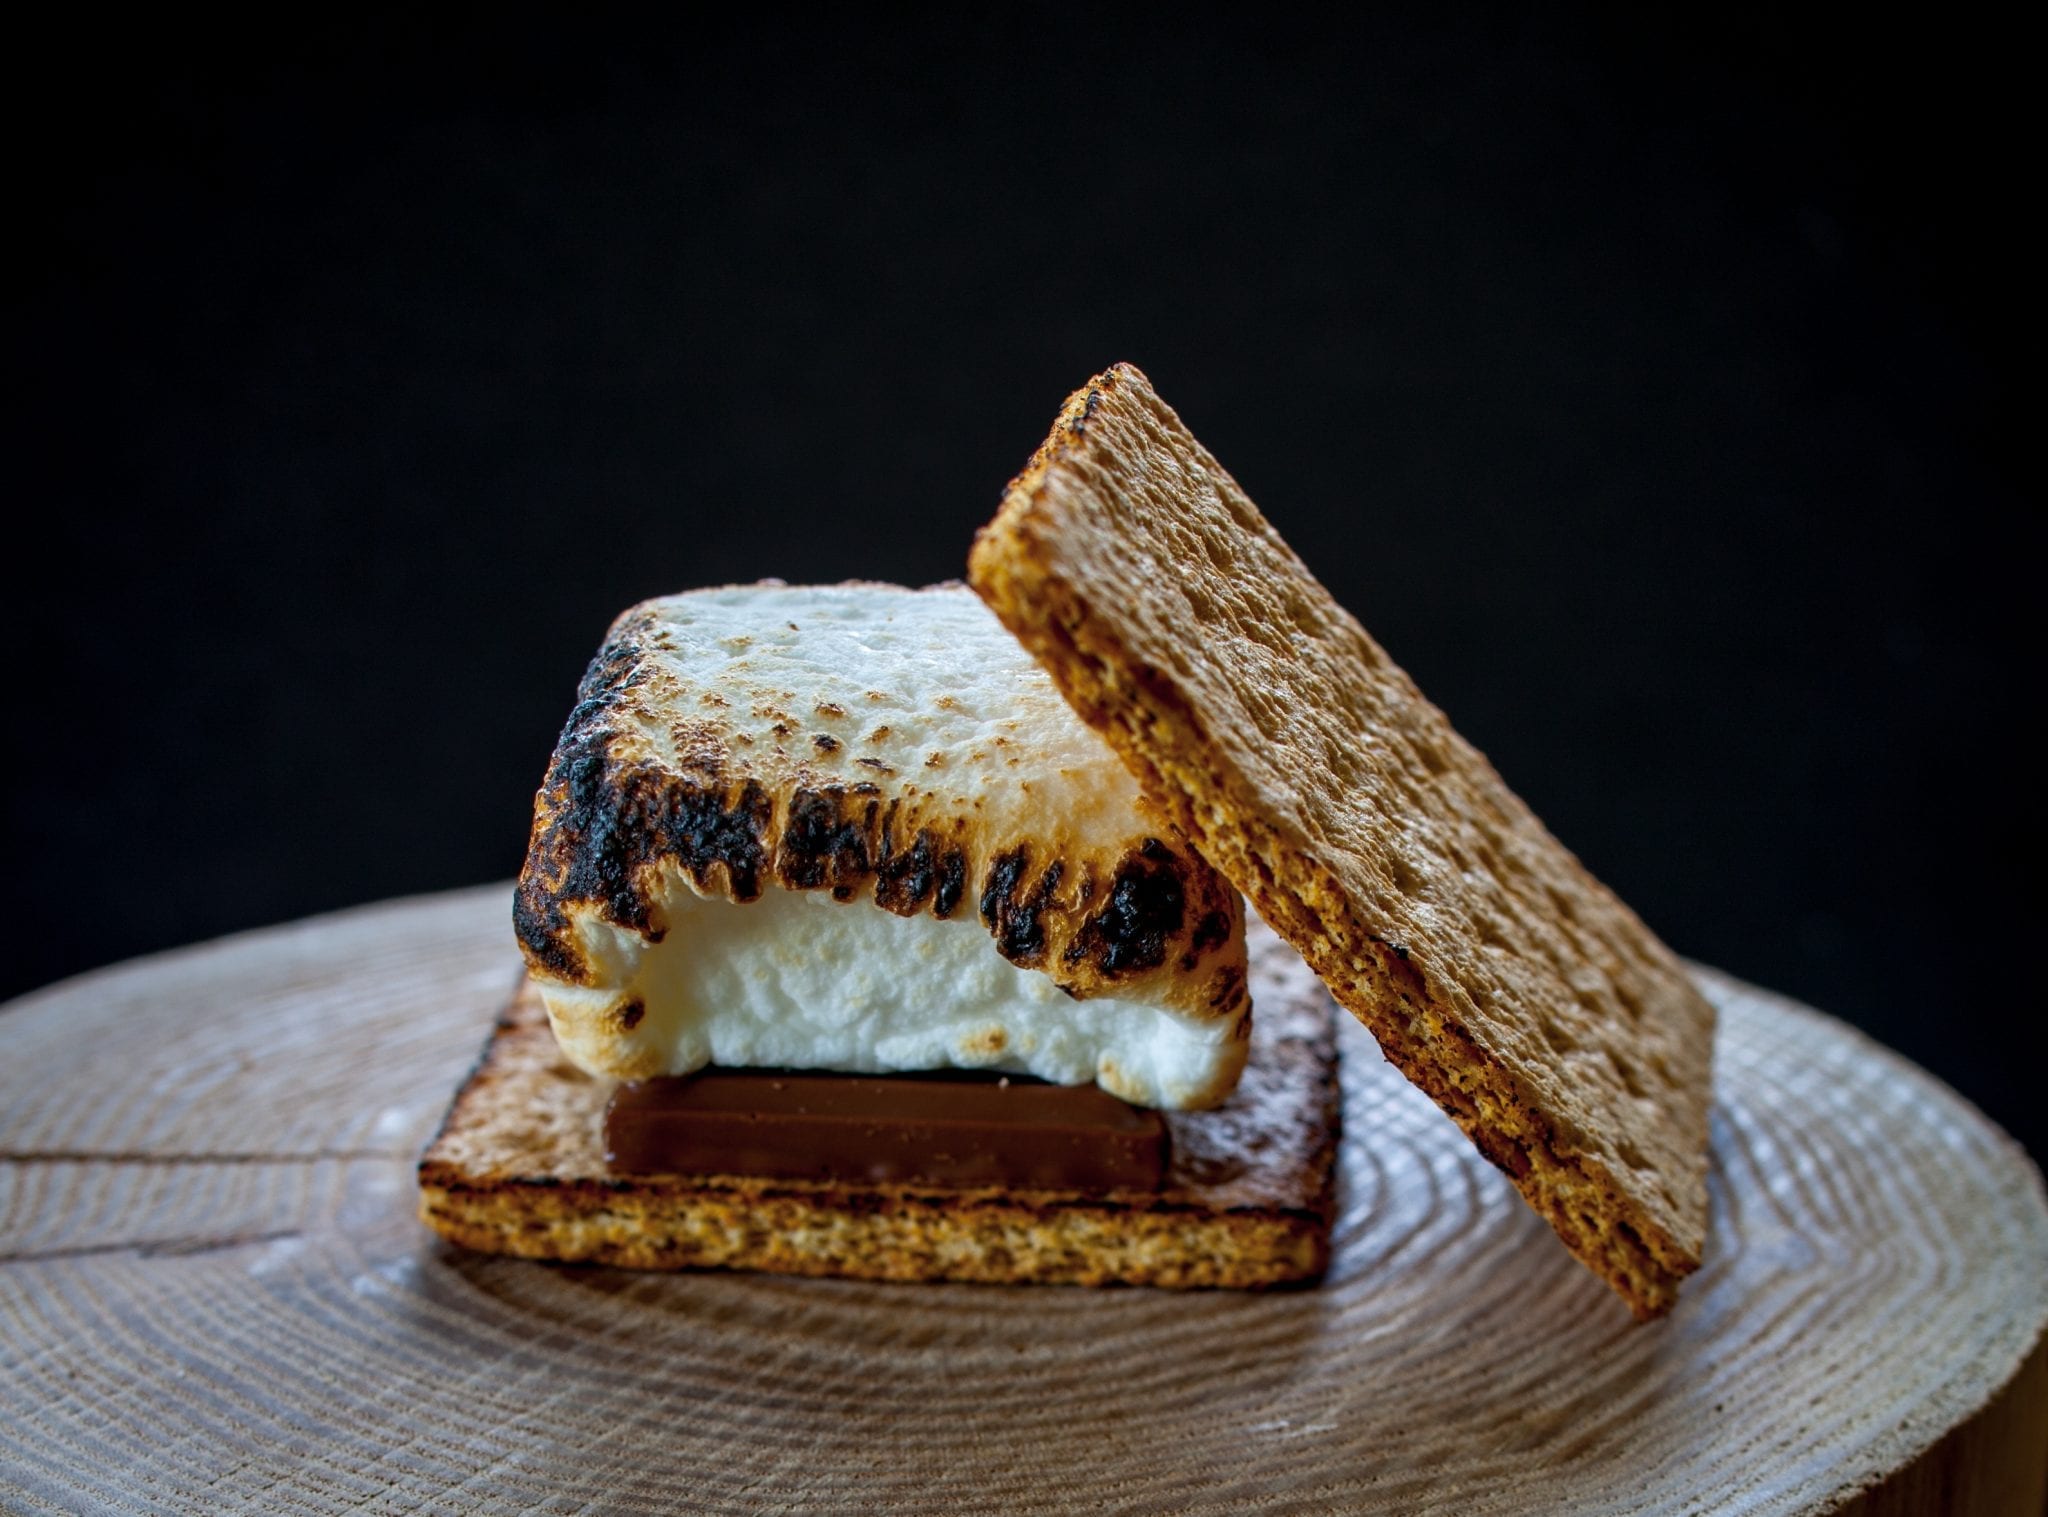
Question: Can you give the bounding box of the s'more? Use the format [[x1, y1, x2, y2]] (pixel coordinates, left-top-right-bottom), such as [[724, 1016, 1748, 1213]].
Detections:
[[421, 365, 1715, 1320]]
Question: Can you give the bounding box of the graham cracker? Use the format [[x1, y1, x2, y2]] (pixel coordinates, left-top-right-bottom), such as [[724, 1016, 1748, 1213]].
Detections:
[[418, 919, 1339, 1289], [968, 363, 1715, 1318]]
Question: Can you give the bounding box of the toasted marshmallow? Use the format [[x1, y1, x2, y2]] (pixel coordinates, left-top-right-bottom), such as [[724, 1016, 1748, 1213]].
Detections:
[[515, 583, 1249, 1109], [542, 883, 1245, 1108]]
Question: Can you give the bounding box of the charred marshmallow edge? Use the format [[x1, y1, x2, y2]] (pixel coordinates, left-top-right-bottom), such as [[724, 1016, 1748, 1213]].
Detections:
[[537, 880, 1249, 1111]]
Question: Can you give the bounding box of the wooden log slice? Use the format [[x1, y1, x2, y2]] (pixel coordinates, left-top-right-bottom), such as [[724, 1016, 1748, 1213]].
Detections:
[[2, 885, 2043, 1514]]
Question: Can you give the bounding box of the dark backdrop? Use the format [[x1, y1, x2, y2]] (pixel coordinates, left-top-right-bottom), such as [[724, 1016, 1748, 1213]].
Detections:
[[8, 11, 2038, 1160]]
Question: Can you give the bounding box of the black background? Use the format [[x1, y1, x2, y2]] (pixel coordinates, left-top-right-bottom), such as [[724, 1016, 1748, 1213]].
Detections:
[[8, 11, 2038, 1160]]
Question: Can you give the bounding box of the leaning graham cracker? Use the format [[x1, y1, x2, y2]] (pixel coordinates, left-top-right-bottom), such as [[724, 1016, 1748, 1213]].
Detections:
[[968, 364, 1715, 1318], [418, 919, 1339, 1288]]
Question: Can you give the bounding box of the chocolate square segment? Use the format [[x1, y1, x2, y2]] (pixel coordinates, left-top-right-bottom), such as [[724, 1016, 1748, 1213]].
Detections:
[[605, 1069, 1168, 1190]]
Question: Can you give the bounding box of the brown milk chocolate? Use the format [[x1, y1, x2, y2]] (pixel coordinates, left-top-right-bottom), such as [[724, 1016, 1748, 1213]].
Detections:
[[605, 1067, 1168, 1191]]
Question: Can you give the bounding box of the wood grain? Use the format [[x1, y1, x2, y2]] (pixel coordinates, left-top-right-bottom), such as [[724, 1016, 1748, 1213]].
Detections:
[[3, 885, 2044, 1514]]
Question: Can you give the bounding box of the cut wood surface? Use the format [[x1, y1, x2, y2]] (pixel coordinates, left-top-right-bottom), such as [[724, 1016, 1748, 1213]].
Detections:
[[2, 885, 2044, 1515]]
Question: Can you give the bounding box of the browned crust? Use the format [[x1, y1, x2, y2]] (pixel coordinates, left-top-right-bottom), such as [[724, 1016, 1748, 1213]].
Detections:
[[417, 1184, 1327, 1288], [418, 926, 1340, 1289], [968, 365, 1716, 1319], [512, 583, 1244, 1024]]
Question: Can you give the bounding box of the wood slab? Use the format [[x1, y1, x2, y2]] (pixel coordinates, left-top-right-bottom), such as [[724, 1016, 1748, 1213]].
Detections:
[[3, 885, 2044, 1514]]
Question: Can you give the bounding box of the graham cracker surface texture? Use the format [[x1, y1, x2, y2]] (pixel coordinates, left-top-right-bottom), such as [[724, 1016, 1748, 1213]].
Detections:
[[968, 363, 1715, 1318]]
